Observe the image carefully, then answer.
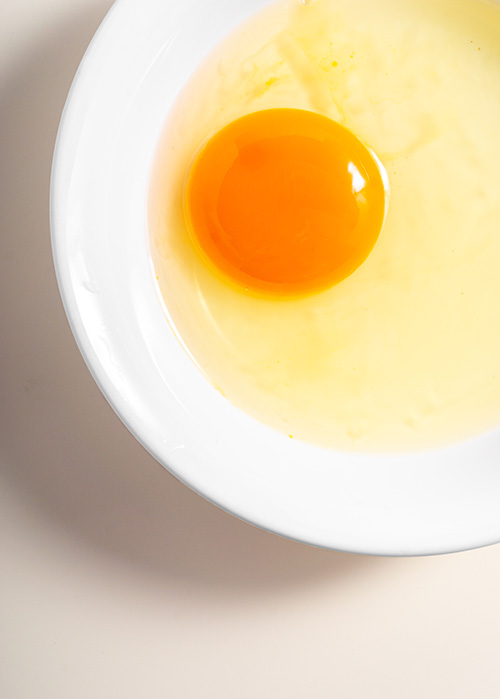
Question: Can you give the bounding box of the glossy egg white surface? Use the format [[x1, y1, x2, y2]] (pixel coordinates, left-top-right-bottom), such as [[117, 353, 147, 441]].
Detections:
[[151, 0, 500, 453]]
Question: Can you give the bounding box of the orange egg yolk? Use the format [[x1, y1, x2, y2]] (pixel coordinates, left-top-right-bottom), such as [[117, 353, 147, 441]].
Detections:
[[184, 108, 387, 296]]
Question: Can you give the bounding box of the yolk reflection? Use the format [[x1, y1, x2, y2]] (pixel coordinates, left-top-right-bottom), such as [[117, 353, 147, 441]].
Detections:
[[184, 108, 387, 296]]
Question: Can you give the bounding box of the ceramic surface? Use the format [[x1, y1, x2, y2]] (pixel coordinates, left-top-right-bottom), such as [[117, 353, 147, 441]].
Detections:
[[51, 0, 500, 555]]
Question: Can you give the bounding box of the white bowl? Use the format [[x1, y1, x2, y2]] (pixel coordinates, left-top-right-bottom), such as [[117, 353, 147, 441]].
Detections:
[[51, 0, 500, 556]]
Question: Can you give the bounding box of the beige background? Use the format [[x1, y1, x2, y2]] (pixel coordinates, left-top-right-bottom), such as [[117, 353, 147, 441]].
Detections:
[[1, 1, 500, 696]]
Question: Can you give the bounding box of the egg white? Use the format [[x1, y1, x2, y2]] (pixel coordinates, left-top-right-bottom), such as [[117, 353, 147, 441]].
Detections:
[[150, 0, 500, 451]]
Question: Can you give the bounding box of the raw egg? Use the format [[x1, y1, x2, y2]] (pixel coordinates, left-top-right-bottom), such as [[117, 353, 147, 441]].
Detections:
[[150, 0, 500, 451]]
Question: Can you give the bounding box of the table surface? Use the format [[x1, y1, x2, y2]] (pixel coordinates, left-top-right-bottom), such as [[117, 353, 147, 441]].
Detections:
[[2, 1, 500, 697]]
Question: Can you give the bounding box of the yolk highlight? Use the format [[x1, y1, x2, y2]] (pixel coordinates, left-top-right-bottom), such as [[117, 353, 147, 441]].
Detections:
[[184, 108, 387, 296]]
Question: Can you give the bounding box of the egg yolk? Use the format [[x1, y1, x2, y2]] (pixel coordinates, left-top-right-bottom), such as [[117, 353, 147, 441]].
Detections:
[[184, 108, 387, 296]]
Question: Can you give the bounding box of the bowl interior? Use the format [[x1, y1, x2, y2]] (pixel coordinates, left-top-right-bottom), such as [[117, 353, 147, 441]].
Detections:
[[51, 0, 500, 555]]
